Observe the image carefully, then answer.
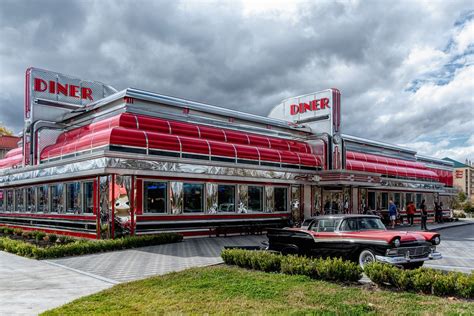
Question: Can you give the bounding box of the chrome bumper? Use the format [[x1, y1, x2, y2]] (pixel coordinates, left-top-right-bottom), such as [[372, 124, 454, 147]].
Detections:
[[375, 252, 442, 264]]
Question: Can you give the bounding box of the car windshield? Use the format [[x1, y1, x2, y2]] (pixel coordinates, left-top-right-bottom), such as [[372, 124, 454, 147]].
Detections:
[[357, 217, 386, 230], [309, 219, 342, 232]]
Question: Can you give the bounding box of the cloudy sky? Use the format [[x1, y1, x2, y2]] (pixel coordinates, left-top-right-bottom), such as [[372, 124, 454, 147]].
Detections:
[[0, 0, 473, 162]]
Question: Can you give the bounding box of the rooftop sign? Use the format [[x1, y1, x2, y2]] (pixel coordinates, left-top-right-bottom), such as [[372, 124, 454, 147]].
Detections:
[[25, 67, 117, 125]]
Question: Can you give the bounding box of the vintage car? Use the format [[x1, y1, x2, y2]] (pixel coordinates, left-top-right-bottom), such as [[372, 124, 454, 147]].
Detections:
[[267, 215, 442, 269]]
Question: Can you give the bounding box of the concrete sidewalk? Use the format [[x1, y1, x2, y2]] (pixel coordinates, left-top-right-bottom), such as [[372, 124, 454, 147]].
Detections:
[[0, 251, 114, 315], [391, 218, 474, 232]]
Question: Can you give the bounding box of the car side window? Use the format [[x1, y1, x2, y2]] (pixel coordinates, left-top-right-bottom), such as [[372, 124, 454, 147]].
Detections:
[[340, 218, 357, 231]]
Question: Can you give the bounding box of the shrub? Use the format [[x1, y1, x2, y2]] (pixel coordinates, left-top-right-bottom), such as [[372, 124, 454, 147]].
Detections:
[[21, 231, 33, 239], [47, 234, 58, 243], [365, 262, 474, 299], [35, 232, 46, 242], [1, 227, 14, 235], [0, 233, 183, 259], [221, 249, 362, 283], [13, 228, 23, 236]]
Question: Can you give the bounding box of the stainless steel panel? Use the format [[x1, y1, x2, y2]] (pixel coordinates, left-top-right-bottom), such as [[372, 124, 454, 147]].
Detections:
[[265, 186, 274, 213], [206, 183, 218, 213], [170, 182, 183, 214], [99, 176, 110, 239], [237, 184, 248, 213]]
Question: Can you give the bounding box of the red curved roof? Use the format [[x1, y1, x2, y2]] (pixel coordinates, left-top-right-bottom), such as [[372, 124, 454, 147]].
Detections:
[[39, 113, 321, 169], [346, 151, 438, 181]]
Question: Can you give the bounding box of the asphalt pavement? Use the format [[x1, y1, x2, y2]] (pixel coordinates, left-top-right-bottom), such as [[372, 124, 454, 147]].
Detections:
[[424, 223, 474, 273]]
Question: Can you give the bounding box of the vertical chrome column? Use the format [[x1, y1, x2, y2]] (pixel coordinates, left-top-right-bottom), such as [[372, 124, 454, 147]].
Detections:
[[237, 184, 248, 213], [206, 183, 218, 213], [170, 182, 183, 214], [265, 186, 274, 213]]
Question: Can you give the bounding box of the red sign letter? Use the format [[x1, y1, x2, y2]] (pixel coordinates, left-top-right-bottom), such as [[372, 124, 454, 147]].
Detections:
[[81, 87, 93, 101], [290, 104, 299, 115], [321, 98, 330, 109], [34, 78, 47, 92], [69, 85, 79, 98]]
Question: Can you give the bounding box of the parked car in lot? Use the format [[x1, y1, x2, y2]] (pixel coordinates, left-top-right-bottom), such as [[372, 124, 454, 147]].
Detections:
[[267, 215, 442, 269]]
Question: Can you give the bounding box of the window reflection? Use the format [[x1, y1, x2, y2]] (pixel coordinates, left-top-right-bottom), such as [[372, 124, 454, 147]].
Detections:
[[66, 182, 81, 214], [38, 185, 49, 213], [217, 185, 235, 212], [144, 181, 167, 213], [83, 182, 94, 213], [248, 186, 263, 212], [183, 183, 204, 213], [51, 184, 64, 213], [274, 187, 287, 212]]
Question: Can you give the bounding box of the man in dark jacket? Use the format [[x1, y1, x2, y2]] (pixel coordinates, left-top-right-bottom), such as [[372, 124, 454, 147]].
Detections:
[[420, 200, 428, 230]]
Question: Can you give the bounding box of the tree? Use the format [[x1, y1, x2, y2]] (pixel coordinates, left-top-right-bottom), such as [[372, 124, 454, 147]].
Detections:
[[0, 124, 13, 136], [458, 191, 467, 203]]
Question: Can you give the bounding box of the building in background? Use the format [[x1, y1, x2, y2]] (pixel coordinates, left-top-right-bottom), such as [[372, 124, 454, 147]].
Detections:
[[443, 157, 474, 203], [0, 68, 456, 239], [0, 135, 20, 159]]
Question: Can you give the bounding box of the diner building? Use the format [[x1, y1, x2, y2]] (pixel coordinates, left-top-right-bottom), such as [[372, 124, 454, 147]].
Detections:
[[0, 68, 455, 239]]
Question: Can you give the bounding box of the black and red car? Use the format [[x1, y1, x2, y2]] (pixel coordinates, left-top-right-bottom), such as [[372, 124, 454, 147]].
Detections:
[[267, 215, 442, 269]]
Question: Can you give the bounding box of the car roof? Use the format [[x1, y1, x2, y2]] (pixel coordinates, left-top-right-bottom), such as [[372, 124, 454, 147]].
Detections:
[[305, 215, 380, 220]]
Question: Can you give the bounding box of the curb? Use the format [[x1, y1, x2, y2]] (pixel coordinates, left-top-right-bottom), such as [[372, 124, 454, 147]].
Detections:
[[427, 221, 474, 232]]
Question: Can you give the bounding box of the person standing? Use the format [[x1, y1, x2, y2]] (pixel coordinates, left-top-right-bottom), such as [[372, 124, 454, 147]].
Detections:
[[434, 202, 441, 223], [388, 200, 397, 229], [406, 201, 416, 226], [420, 200, 428, 231]]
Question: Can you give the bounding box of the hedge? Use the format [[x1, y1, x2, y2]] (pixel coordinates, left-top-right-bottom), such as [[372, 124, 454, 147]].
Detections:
[[0, 233, 183, 259], [364, 262, 474, 299], [221, 249, 362, 283]]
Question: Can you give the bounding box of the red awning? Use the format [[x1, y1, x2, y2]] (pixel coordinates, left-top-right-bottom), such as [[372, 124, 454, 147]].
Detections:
[[346, 150, 440, 181], [36, 113, 322, 169]]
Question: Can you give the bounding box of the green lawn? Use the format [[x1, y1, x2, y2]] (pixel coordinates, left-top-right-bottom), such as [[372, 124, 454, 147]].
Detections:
[[43, 266, 473, 315]]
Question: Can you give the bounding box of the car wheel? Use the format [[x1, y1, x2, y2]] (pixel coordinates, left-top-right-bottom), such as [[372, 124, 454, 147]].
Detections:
[[358, 249, 376, 269], [401, 262, 424, 270], [281, 247, 298, 255]]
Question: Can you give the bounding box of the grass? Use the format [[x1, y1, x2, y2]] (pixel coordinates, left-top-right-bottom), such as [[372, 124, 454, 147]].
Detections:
[[43, 266, 473, 315]]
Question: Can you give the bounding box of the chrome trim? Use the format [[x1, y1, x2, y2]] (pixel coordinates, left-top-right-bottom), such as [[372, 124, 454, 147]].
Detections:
[[375, 252, 442, 264], [342, 134, 416, 155]]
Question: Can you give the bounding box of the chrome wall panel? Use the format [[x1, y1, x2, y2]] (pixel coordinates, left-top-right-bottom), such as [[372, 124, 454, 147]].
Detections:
[[206, 183, 218, 213], [170, 182, 183, 214], [265, 186, 274, 213], [237, 184, 248, 213]]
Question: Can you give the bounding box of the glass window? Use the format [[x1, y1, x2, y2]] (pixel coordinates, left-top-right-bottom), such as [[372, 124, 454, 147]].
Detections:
[[26, 187, 36, 213], [38, 185, 49, 213], [0, 190, 4, 212], [405, 193, 413, 206], [15, 188, 25, 213], [183, 183, 204, 213], [83, 182, 94, 213], [51, 184, 64, 213], [340, 218, 358, 231], [274, 187, 288, 212], [248, 186, 263, 212], [217, 185, 235, 212], [144, 181, 167, 213], [381, 192, 388, 209], [416, 193, 423, 208], [357, 217, 386, 230], [310, 219, 341, 232], [368, 191, 376, 210], [6, 190, 14, 212], [394, 193, 401, 208], [66, 182, 81, 214]]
